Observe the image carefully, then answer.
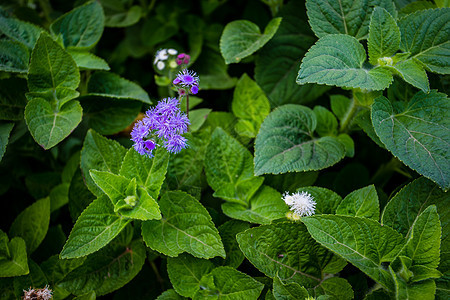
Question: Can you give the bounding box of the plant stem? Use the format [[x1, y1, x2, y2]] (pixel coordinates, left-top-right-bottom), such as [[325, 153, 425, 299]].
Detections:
[[186, 93, 189, 120], [339, 97, 362, 133]]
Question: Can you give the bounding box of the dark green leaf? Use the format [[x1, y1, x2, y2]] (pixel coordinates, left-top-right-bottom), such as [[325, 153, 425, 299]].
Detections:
[[272, 276, 309, 300], [0, 122, 14, 162], [336, 185, 380, 220], [0, 15, 43, 48], [0, 40, 29, 73], [0, 78, 27, 121], [0, 230, 28, 277], [213, 220, 249, 268]]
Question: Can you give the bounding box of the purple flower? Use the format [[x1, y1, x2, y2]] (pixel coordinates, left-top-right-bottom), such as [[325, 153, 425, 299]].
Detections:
[[164, 134, 188, 153], [174, 69, 199, 87], [190, 85, 199, 94]]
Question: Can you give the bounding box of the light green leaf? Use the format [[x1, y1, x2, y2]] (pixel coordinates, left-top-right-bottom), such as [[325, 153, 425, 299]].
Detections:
[[68, 50, 110, 70], [313, 106, 338, 137], [371, 91, 450, 190], [314, 277, 354, 300], [60, 239, 145, 296], [80, 129, 127, 197], [330, 95, 351, 121], [254, 105, 346, 175], [232, 74, 270, 138], [0, 40, 29, 73], [272, 276, 309, 300], [213, 220, 250, 268], [205, 127, 264, 205], [297, 34, 393, 90], [336, 185, 380, 220], [0, 122, 14, 162], [60, 195, 131, 259], [391, 268, 437, 300], [221, 185, 288, 224], [193, 266, 264, 299], [87, 71, 151, 104], [9, 198, 50, 254], [25, 98, 82, 150], [0, 78, 27, 121], [141, 191, 225, 259], [399, 8, 450, 74], [0, 15, 43, 49], [167, 253, 215, 297], [337, 133, 355, 158], [220, 18, 282, 64], [189, 108, 212, 132], [90, 170, 161, 220], [302, 215, 406, 290], [50, 0, 105, 49], [120, 147, 169, 199], [368, 7, 401, 65], [0, 230, 28, 277], [306, 0, 397, 40], [236, 222, 323, 286], [157, 289, 186, 300], [388, 58, 430, 92]]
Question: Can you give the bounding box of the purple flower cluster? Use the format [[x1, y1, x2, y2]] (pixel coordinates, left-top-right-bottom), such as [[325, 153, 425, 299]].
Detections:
[[173, 69, 199, 95], [131, 98, 190, 157]]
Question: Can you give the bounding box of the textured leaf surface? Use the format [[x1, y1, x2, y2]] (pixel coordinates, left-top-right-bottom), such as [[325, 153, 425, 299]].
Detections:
[[336, 185, 380, 220], [213, 220, 249, 268], [157, 289, 186, 300], [120, 147, 169, 199], [306, 0, 397, 39], [50, 0, 104, 49], [193, 266, 264, 299], [0, 230, 28, 277], [368, 7, 401, 65], [205, 127, 263, 205], [80, 129, 127, 196], [297, 186, 343, 214], [221, 185, 288, 224], [68, 50, 110, 70], [297, 34, 393, 90], [302, 215, 405, 290], [60, 240, 145, 296], [60, 196, 131, 259], [0, 16, 43, 48], [220, 18, 282, 64], [371, 91, 450, 190], [399, 8, 450, 74], [255, 1, 329, 107], [9, 198, 50, 254], [167, 254, 215, 297], [0, 123, 14, 162], [272, 276, 309, 300], [254, 105, 346, 175], [389, 58, 430, 92], [0, 40, 29, 73], [141, 191, 225, 259], [314, 277, 354, 300], [87, 71, 151, 104]]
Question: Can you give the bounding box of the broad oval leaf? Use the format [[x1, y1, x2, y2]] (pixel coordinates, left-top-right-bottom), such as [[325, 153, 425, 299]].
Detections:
[[371, 91, 450, 190], [0, 40, 29, 73], [272, 276, 309, 300], [388, 58, 430, 93], [220, 18, 282, 64], [141, 191, 225, 259], [306, 0, 397, 40], [213, 220, 250, 268], [0, 230, 29, 277], [297, 186, 343, 214], [50, 0, 105, 49], [399, 8, 450, 74], [68, 50, 110, 71], [336, 185, 380, 220], [254, 104, 346, 175], [302, 215, 406, 290], [297, 34, 393, 90], [60, 195, 131, 259], [193, 266, 264, 299], [0, 15, 43, 49]]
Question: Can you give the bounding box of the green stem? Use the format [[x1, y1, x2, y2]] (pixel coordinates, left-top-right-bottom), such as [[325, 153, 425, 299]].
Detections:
[[370, 157, 411, 187], [186, 93, 189, 120], [339, 97, 362, 133], [38, 0, 52, 24]]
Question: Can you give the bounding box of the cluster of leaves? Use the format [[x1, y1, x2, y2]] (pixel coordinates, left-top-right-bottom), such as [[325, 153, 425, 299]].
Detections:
[[0, 0, 448, 299]]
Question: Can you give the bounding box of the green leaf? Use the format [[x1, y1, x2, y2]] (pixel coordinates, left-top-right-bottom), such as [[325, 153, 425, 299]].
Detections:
[[232, 74, 270, 138], [0, 15, 43, 49], [255, 1, 330, 107], [0, 40, 29, 73], [306, 0, 397, 40], [141, 191, 225, 259], [9, 198, 50, 254], [0, 78, 27, 121], [104, 5, 142, 28], [254, 105, 346, 175], [167, 253, 215, 297], [0, 230, 28, 277], [220, 18, 282, 64], [337, 133, 355, 158], [272, 276, 309, 300], [25, 98, 83, 150], [371, 91, 450, 190], [0, 122, 14, 162], [302, 215, 406, 290], [157, 289, 186, 300], [205, 127, 264, 205], [221, 185, 288, 225], [80, 129, 127, 197], [236, 222, 322, 286], [297, 187, 342, 215], [60, 195, 131, 259], [368, 7, 401, 65], [313, 106, 338, 137], [87, 71, 151, 104], [68, 50, 110, 70], [314, 277, 354, 300], [60, 239, 145, 296], [50, 0, 105, 49], [193, 266, 264, 299], [90, 170, 161, 220], [213, 220, 250, 268], [297, 34, 393, 90], [391, 269, 437, 300], [388, 58, 430, 92], [399, 8, 450, 74], [330, 95, 351, 121], [68, 169, 96, 222], [336, 185, 380, 220], [13, 260, 47, 297], [120, 147, 169, 199], [73, 291, 96, 300], [189, 108, 212, 132]]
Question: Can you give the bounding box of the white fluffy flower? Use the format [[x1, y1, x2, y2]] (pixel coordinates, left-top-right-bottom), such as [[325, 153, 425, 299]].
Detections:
[[283, 191, 316, 217]]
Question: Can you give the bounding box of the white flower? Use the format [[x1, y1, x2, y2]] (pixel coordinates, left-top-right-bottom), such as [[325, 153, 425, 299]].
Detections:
[[155, 49, 169, 63], [168, 48, 178, 55], [283, 191, 316, 217], [156, 61, 165, 70]]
